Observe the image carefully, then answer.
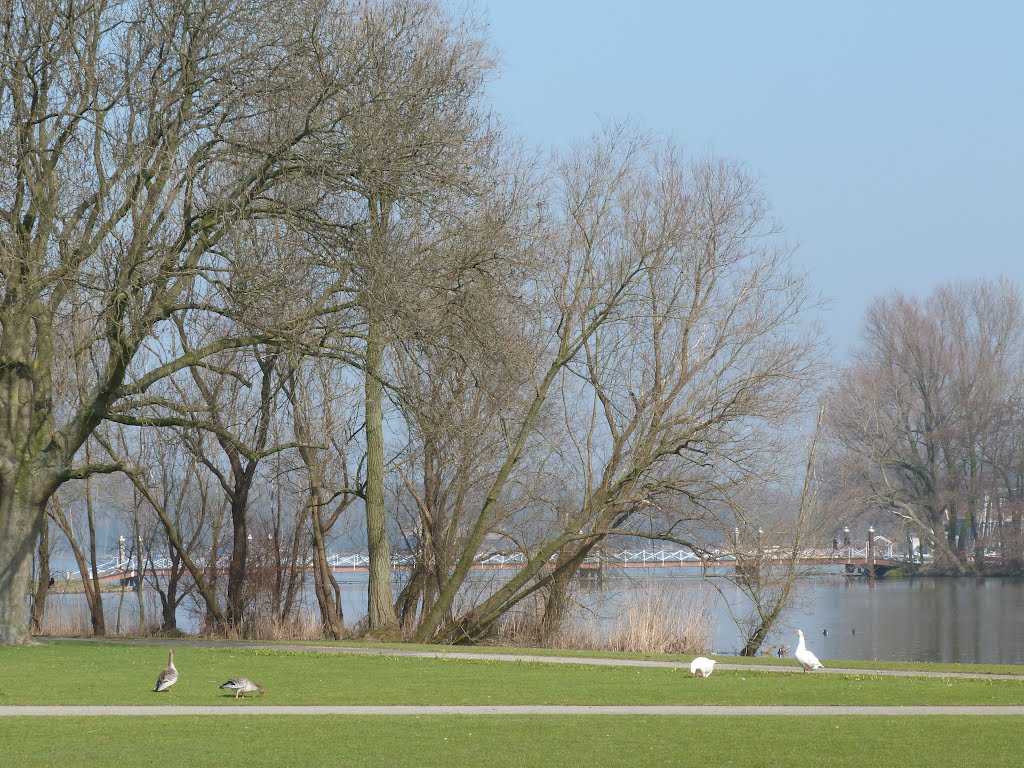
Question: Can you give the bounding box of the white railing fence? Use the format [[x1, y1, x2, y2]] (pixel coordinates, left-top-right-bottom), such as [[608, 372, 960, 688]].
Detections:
[[60, 545, 912, 581]]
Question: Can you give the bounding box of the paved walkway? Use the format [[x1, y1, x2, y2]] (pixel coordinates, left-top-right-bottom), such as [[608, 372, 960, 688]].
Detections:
[[3, 705, 1024, 717], [49, 637, 1024, 680]]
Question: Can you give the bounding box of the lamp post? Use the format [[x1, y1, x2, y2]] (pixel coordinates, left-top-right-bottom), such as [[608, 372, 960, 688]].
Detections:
[[118, 535, 127, 588], [867, 526, 876, 586], [137, 536, 144, 591]]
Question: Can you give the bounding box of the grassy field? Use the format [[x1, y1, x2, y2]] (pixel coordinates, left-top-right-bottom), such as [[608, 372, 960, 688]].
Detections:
[[2, 715, 1024, 768], [273, 637, 1024, 675], [2, 641, 1024, 706], [1, 641, 1023, 767]]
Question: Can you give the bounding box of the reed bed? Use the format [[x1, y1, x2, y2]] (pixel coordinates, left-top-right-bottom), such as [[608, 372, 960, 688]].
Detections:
[[492, 582, 716, 654]]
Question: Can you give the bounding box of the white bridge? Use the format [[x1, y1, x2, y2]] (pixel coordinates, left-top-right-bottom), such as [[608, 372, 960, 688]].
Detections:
[[60, 544, 905, 584]]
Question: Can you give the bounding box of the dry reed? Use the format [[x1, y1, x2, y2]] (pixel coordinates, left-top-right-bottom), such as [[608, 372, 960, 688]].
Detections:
[[492, 582, 716, 655], [246, 611, 333, 641], [35, 600, 93, 637], [604, 585, 715, 654]]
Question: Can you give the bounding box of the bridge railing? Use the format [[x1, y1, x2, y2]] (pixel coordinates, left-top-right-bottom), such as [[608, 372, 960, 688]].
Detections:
[[62, 545, 914, 581]]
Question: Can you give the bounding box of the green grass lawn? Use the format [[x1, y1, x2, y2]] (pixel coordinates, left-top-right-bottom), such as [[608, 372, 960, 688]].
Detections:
[[1, 641, 1022, 707], [1, 716, 1023, 768], [1, 641, 1023, 767], [228, 636, 1024, 675]]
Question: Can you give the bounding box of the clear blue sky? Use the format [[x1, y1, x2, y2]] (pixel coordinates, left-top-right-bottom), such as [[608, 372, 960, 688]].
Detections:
[[468, 0, 1024, 359]]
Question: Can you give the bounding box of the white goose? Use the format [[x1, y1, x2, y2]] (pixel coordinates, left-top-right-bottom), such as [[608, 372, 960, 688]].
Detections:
[[154, 649, 178, 693], [689, 656, 717, 678], [219, 677, 266, 698], [794, 629, 823, 672]]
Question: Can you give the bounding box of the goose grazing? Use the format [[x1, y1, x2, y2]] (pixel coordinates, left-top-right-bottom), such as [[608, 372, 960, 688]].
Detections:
[[154, 649, 178, 693], [689, 656, 717, 678], [794, 629, 823, 673], [219, 678, 265, 698]]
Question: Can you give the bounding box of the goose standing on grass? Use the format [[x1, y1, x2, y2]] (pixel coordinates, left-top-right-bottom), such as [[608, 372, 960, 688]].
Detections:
[[689, 657, 717, 678], [154, 650, 178, 693], [219, 678, 266, 698], [794, 629, 823, 673]]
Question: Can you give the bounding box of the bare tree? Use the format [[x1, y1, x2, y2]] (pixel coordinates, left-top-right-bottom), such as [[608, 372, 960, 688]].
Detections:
[[297, 0, 515, 636], [406, 128, 822, 643], [1, 0, 825, 648], [825, 280, 1024, 573], [28, 508, 51, 634], [981, 397, 1024, 570], [0, 0, 360, 643]]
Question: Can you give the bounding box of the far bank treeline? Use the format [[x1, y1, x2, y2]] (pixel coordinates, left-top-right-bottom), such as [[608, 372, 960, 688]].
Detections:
[[0, 0, 1016, 649], [826, 279, 1024, 577]]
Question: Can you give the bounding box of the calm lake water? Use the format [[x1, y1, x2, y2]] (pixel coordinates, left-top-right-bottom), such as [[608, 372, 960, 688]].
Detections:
[[762, 575, 1024, 665], [575, 568, 1024, 665], [44, 570, 1024, 666]]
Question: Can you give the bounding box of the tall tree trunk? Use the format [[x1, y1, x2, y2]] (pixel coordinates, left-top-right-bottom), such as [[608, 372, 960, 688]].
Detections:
[[280, 511, 305, 623], [0, 492, 46, 644], [225, 495, 249, 632], [364, 315, 398, 635], [205, 510, 225, 632], [226, 496, 248, 631], [969, 511, 983, 574], [539, 566, 574, 642], [286, 368, 346, 638], [395, 565, 425, 631], [29, 511, 51, 634], [160, 547, 183, 633], [271, 504, 284, 618], [83, 476, 106, 635], [310, 490, 345, 639], [740, 620, 776, 657], [1012, 507, 1023, 570], [133, 508, 146, 633], [536, 536, 605, 643]]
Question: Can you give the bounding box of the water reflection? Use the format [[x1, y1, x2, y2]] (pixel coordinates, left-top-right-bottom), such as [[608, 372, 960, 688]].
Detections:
[[42, 572, 1024, 665], [714, 575, 1024, 664]]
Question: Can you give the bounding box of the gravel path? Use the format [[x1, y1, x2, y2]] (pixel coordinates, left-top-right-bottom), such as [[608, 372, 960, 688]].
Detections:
[[3, 705, 1024, 717], [48, 637, 1024, 680]]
